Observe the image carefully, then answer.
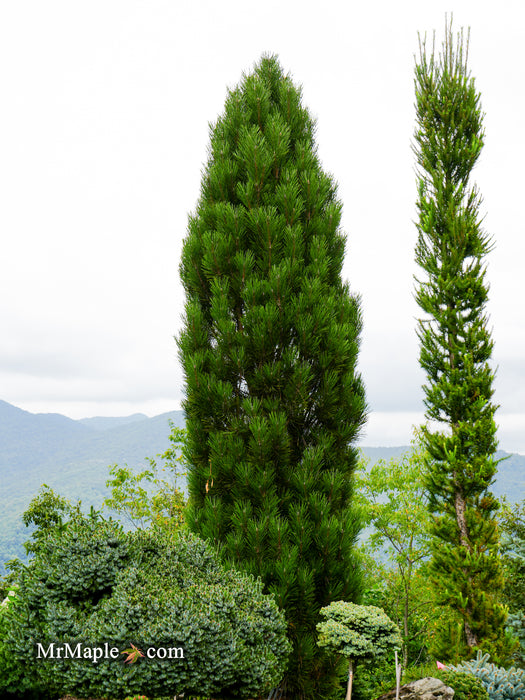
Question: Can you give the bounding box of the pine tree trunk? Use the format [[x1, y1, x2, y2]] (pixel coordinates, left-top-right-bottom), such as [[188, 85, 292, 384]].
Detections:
[[453, 487, 479, 648], [464, 620, 479, 649], [454, 482, 471, 551]]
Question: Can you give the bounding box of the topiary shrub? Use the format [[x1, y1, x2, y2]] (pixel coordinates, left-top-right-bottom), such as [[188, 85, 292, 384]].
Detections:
[[452, 651, 525, 700], [316, 601, 402, 700], [6, 499, 291, 699]]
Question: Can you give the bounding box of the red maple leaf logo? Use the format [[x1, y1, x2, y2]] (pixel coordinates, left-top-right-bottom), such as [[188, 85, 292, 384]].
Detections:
[[120, 643, 144, 664]]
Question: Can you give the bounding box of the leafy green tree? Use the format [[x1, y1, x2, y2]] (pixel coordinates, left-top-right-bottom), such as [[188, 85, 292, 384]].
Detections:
[[317, 601, 402, 700], [357, 438, 432, 666], [499, 499, 525, 666], [104, 423, 187, 531], [413, 20, 506, 657], [499, 499, 525, 614], [21, 484, 76, 555], [178, 55, 366, 697]]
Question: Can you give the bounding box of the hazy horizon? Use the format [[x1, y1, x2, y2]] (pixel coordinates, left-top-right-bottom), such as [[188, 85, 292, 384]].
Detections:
[[2, 2, 524, 453], [3, 398, 524, 456]]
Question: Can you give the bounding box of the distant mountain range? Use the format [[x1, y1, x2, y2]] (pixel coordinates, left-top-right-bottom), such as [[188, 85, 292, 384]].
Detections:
[[1, 399, 523, 573], [0, 399, 185, 571]]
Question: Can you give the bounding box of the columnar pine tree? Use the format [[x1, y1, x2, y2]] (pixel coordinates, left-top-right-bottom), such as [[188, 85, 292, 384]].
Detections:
[[413, 22, 507, 657], [178, 55, 366, 698]]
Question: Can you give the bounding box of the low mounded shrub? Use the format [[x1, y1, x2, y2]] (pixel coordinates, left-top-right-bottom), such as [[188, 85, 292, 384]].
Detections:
[[436, 669, 489, 700], [4, 509, 291, 699]]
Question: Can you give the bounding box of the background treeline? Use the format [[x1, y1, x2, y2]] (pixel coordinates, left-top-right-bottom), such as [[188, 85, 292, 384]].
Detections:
[[1, 398, 523, 572]]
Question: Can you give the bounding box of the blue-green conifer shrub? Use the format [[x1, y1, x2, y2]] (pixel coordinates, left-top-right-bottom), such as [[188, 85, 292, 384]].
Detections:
[[5, 503, 290, 699], [453, 651, 525, 700]]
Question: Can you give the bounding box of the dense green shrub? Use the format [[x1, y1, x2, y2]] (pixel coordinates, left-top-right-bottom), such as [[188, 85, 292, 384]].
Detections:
[[436, 669, 489, 700], [5, 500, 290, 699], [400, 665, 488, 700], [350, 654, 399, 700], [0, 588, 52, 699], [453, 651, 525, 700]]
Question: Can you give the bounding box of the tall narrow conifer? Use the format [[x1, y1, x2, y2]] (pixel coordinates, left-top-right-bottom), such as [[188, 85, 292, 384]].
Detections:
[[178, 55, 366, 697], [413, 22, 507, 657]]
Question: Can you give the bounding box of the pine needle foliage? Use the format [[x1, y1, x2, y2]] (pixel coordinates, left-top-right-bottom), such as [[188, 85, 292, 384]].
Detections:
[[178, 55, 366, 698], [413, 20, 506, 656]]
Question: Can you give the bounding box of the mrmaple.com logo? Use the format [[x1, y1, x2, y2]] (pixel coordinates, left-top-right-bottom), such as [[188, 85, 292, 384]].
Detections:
[[36, 642, 184, 664]]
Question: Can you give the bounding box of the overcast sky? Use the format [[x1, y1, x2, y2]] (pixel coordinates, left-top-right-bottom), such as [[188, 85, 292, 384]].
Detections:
[[1, 1, 524, 452]]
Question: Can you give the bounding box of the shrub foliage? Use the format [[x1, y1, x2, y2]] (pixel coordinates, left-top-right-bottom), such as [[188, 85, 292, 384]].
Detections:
[[2, 497, 290, 699], [436, 669, 489, 700]]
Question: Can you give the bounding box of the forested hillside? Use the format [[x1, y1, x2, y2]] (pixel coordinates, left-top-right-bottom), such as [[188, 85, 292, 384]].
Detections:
[[0, 400, 185, 570], [0, 399, 523, 572]]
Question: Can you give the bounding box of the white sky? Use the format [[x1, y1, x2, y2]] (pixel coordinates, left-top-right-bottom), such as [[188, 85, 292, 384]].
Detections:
[[1, 1, 524, 452]]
